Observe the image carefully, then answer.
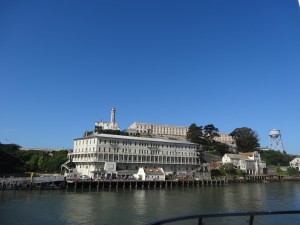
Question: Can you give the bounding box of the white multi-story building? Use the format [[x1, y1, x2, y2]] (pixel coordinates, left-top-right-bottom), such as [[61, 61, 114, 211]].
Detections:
[[69, 133, 200, 178], [126, 122, 188, 139]]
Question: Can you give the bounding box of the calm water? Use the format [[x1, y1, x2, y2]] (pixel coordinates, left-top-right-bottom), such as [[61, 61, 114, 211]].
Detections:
[[1, 182, 300, 225]]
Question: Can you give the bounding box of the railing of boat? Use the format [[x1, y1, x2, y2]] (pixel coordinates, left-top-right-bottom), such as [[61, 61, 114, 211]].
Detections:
[[146, 210, 300, 225]]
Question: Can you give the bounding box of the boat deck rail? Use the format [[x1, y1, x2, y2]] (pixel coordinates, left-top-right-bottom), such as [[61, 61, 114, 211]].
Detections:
[[146, 210, 300, 225]]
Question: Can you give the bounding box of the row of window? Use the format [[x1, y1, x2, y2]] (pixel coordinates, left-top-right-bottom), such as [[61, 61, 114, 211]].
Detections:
[[137, 130, 186, 135], [77, 164, 196, 171], [73, 147, 197, 156], [72, 155, 197, 164], [136, 125, 187, 131], [75, 138, 196, 150]]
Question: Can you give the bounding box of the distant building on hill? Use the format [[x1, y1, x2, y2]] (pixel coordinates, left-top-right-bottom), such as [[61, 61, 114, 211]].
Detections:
[[213, 132, 235, 148], [126, 122, 188, 140], [94, 107, 120, 131], [20, 148, 57, 152], [126, 122, 235, 147]]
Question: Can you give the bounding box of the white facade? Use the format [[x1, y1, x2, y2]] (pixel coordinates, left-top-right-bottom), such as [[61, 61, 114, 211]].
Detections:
[[222, 154, 248, 167], [290, 158, 300, 171], [69, 133, 199, 178], [95, 108, 120, 131], [127, 122, 188, 139], [135, 167, 165, 181], [213, 132, 235, 147], [95, 121, 119, 131], [222, 152, 266, 175]]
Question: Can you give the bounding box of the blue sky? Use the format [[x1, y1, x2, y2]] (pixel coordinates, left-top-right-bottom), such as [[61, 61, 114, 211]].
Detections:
[[1, 0, 300, 154]]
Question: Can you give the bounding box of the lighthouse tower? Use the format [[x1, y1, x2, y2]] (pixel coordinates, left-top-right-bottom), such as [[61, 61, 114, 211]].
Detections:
[[111, 107, 116, 124]]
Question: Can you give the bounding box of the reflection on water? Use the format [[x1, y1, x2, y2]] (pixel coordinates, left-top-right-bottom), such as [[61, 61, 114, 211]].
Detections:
[[61, 193, 96, 224], [132, 189, 147, 217], [1, 183, 300, 225]]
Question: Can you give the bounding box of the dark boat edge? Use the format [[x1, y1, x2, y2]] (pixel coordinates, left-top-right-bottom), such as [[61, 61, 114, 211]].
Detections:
[[146, 210, 300, 225]]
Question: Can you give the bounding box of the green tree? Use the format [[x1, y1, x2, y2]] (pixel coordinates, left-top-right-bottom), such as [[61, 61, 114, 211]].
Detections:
[[25, 154, 39, 171], [220, 163, 236, 175], [187, 123, 220, 146], [187, 123, 231, 156], [38, 156, 45, 171], [186, 123, 204, 145], [48, 150, 68, 173], [94, 128, 129, 136], [203, 124, 219, 144], [213, 142, 230, 156], [230, 127, 260, 152], [0, 144, 70, 173], [287, 167, 300, 176], [260, 150, 294, 166]]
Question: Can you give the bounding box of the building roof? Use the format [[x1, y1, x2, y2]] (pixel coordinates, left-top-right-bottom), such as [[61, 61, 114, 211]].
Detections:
[[240, 152, 254, 157], [290, 157, 300, 163], [20, 148, 58, 152], [144, 168, 164, 175], [129, 122, 188, 128], [74, 133, 195, 145], [224, 154, 248, 160]]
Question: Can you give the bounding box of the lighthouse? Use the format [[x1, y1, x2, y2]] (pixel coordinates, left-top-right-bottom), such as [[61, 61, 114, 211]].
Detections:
[[111, 107, 116, 124], [94, 107, 120, 131]]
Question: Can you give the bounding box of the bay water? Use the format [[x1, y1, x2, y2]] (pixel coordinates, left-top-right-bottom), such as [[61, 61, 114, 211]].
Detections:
[[1, 182, 300, 225]]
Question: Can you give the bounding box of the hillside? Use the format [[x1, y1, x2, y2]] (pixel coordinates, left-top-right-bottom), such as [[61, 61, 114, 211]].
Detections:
[[0, 149, 23, 173]]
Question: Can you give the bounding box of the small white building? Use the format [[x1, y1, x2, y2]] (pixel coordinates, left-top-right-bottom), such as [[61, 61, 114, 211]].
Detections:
[[135, 167, 165, 181], [290, 157, 300, 171], [222, 152, 267, 175], [222, 154, 248, 167]]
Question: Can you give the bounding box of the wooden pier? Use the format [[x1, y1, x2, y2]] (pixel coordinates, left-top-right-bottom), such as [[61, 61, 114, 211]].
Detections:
[[65, 178, 227, 191], [4, 174, 300, 191]]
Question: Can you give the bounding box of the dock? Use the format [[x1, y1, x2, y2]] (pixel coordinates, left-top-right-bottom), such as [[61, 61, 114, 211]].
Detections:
[[3, 174, 300, 191], [0, 176, 227, 191], [65, 178, 227, 191]]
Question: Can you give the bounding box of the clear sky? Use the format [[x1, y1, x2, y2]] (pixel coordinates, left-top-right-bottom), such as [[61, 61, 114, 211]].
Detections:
[[1, 0, 300, 154]]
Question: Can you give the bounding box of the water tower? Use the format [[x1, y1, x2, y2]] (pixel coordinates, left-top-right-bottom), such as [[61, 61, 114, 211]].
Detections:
[[268, 129, 285, 152]]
